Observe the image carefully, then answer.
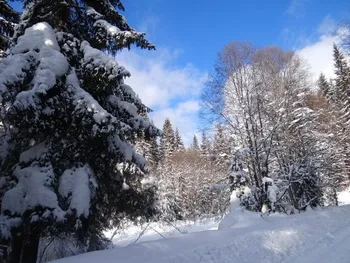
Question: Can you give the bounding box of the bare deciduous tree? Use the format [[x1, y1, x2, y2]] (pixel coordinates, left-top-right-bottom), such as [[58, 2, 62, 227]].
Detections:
[[202, 41, 344, 213]]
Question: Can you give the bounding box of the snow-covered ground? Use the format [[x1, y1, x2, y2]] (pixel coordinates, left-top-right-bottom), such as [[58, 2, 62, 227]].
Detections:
[[51, 203, 350, 263], [105, 217, 221, 247], [338, 187, 350, 205]]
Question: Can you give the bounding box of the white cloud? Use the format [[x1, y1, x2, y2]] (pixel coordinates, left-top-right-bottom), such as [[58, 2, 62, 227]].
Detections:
[[286, 0, 306, 16], [115, 48, 207, 145], [150, 100, 201, 146], [297, 34, 338, 80], [296, 17, 344, 80]]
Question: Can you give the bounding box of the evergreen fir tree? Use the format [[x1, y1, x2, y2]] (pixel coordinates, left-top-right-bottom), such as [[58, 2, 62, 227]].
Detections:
[[159, 118, 175, 162], [200, 131, 211, 157], [317, 73, 332, 99], [12, 0, 155, 54], [0, 0, 19, 58], [191, 134, 200, 151], [134, 115, 160, 172], [134, 118, 159, 171], [135, 131, 159, 172], [332, 44, 350, 182], [0, 1, 158, 262], [148, 135, 159, 170], [213, 124, 231, 169], [134, 129, 150, 159], [333, 44, 350, 106], [174, 128, 184, 152]]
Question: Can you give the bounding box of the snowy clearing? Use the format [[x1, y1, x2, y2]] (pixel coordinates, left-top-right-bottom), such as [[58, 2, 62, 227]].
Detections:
[[105, 217, 221, 247], [51, 205, 350, 263]]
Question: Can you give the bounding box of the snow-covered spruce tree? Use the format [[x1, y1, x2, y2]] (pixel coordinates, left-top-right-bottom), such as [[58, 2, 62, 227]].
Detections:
[[333, 44, 350, 121], [212, 124, 231, 171], [333, 45, 350, 94], [304, 93, 345, 206], [278, 104, 324, 211], [134, 114, 159, 171], [0, 1, 159, 262], [200, 131, 211, 158], [0, 0, 19, 58], [134, 124, 159, 172], [134, 129, 148, 157], [159, 118, 175, 162], [315, 47, 350, 190], [191, 134, 200, 152], [147, 135, 160, 171], [317, 73, 332, 100], [313, 46, 350, 198], [174, 128, 184, 152], [0, 1, 18, 136], [330, 45, 350, 182]]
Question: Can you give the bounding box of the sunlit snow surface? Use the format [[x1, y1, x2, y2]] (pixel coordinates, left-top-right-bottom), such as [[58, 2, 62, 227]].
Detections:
[[51, 204, 350, 263], [338, 187, 350, 205]]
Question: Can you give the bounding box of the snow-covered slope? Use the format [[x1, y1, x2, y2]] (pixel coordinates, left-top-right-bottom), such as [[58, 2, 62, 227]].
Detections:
[[51, 205, 350, 263]]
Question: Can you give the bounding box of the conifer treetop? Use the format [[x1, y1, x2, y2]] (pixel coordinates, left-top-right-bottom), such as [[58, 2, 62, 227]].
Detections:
[[0, 0, 19, 22], [191, 134, 200, 151], [15, 0, 155, 53], [174, 128, 184, 151], [0, 0, 19, 57]]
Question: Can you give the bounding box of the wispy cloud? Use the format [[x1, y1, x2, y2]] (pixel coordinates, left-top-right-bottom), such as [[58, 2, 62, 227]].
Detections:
[[138, 15, 160, 38], [116, 48, 207, 145], [317, 15, 337, 35], [280, 27, 312, 49], [286, 0, 307, 16]]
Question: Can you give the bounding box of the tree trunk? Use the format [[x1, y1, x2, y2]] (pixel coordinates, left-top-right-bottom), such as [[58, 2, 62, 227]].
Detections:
[[19, 228, 40, 263], [333, 187, 339, 206], [9, 230, 23, 263]]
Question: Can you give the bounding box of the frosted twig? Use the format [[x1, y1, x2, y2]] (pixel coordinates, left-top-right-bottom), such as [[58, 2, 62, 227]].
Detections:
[[133, 223, 150, 244]]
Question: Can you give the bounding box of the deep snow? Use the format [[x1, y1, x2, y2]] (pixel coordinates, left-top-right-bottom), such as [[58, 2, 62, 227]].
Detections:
[[51, 203, 350, 263]]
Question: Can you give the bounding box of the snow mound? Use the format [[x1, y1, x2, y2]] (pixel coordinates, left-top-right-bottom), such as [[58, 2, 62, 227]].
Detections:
[[218, 188, 260, 230]]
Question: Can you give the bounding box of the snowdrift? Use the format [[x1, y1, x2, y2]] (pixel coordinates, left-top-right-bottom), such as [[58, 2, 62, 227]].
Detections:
[[51, 204, 350, 263]]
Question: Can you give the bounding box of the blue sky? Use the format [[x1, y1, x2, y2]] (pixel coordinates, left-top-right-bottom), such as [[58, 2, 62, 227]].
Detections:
[[123, 0, 350, 70], [119, 0, 349, 144], [10, 0, 350, 144]]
